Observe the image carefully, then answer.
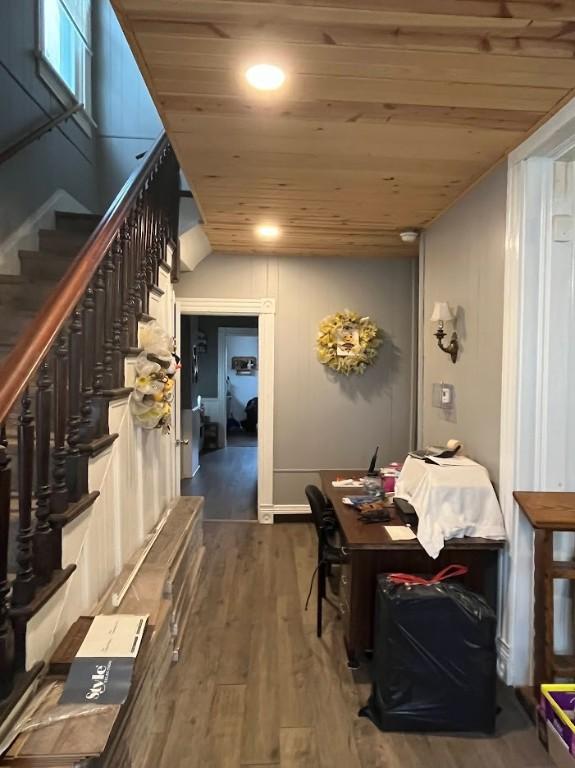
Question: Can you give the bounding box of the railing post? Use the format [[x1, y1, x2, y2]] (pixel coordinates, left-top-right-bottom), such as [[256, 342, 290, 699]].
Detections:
[[102, 248, 116, 391], [120, 219, 132, 352], [80, 285, 96, 442], [34, 359, 56, 584], [93, 266, 106, 400], [0, 425, 15, 698], [12, 390, 36, 608], [127, 203, 141, 347], [50, 331, 69, 518], [66, 307, 87, 502], [111, 235, 124, 388]]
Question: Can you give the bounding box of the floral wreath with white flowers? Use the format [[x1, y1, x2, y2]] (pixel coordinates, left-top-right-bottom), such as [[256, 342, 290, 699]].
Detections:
[[130, 322, 181, 433], [316, 309, 382, 376]]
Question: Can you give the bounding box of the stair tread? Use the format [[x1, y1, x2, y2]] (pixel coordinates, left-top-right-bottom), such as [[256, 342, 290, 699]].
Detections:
[[55, 211, 101, 232], [19, 249, 77, 261], [11, 565, 75, 620]]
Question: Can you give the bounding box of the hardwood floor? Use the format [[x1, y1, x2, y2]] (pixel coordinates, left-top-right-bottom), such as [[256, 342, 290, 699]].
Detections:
[[147, 522, 552, 768], [181, 445, 257, 520], [228, 432, 258, 448]]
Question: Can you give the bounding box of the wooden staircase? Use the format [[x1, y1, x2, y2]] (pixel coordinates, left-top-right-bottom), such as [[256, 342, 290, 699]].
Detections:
[[2, 213, 102, 577], [0, 134, 181, 713]]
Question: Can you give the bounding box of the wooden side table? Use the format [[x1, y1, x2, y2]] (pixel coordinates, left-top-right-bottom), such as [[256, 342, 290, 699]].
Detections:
[[514, 492, 575, 687]]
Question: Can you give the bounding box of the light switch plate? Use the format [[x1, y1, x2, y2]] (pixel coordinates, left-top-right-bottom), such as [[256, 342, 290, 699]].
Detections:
[[432, 383, 454, 409], [552, 215, 573, 243]]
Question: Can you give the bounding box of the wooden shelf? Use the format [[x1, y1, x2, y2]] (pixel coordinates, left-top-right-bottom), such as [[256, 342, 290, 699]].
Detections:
[[551, 561, 575, 579], [516, 493, 575, 687], [514, 492, 575, 531], [553, 654, 575, 677]]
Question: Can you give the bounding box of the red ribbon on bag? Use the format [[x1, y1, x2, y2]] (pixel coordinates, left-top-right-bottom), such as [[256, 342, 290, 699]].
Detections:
[[386, 564, 469, 586]]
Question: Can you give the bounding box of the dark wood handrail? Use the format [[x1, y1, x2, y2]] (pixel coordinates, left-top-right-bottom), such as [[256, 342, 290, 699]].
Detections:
[[0, 132, 169, 425], [0, 104, 83, 167]]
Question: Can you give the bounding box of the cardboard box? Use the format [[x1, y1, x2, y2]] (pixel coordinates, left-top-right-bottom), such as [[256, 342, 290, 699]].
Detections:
[[549, 722, 575, 768]]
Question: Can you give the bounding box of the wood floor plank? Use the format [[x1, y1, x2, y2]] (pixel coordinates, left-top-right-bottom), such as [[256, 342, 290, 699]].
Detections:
[[240, 527, 281, 765], [146, 521, 552, 768], [275, 530, 315, 729], [200, 684, 246, 768], [280, 727, 319, 768], [287, 524, 319, 632], [183, 445, 257, 520]]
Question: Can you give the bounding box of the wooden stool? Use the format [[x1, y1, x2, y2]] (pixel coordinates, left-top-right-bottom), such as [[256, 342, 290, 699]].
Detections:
[[514, 492, 575, 687]]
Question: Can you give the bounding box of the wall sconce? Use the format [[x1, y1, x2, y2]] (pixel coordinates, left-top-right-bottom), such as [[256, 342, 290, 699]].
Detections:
[[430, 302, 459, 363]]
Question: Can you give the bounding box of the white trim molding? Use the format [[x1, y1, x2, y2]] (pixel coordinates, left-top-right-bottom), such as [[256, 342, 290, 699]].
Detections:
[[272, 505, 311, 519], [176, 297, 276, 525], [500, 95, 575, 685]]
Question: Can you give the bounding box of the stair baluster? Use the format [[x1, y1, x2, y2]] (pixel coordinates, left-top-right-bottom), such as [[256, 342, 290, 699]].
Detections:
[[50, 332, 69, 518], [134, 194, 146, 320], [33, 359, 55, 583], [66, 307, 86, 502], [120, 219, 132, 352], [12, 390, 36, 608], [127, 205, 139, 347], [92, 266, 106, 404], [128, 198, 143, 339], [0, 425, 15, 697], [111, 235, 124, 388], [102, 248, 116, 391], [80, 285, 96, 442]]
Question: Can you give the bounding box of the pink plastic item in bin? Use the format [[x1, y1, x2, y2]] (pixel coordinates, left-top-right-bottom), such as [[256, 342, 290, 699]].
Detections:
[[382, 475, 396, 494]]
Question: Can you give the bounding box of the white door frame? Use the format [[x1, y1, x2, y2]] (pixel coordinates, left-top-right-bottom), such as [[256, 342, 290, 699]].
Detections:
[[218, 326, 258, 449], [175, 297, 276, 524], [500, 97, 575, 685]]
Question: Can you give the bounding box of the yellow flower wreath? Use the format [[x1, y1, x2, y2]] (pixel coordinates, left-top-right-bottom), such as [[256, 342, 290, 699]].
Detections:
[[316, 309, 382, 375]]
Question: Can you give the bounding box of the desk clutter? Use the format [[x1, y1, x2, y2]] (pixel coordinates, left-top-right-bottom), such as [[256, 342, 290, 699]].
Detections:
[[318, 453, 506, 735], [333, 449, 506, 558]]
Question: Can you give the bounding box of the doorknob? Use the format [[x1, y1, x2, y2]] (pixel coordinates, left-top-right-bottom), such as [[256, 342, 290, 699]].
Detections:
[[175, 439, 189, 446]]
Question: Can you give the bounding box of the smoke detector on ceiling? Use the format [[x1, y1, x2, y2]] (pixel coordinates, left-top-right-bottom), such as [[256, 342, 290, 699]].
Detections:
[[399, 230, 419, 243]]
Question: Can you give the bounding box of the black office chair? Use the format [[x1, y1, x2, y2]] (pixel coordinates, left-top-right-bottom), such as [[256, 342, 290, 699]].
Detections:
[[305, 484, 348, 638]]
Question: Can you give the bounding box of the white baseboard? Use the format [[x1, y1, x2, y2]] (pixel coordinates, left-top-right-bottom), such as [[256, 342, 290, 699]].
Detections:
[[272, 504, 311, 519], [0, 189, 90, 274], [258, 504, 311, 524]]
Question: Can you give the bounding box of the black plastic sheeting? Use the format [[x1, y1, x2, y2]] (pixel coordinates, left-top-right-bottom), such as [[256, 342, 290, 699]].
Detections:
[[360, 574, 497, 733]]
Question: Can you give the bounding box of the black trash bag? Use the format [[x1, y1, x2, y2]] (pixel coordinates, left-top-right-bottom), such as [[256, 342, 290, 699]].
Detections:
[[359, 567, 497, 733]]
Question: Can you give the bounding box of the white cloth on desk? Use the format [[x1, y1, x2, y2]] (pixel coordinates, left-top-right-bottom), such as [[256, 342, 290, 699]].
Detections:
[[394, 454, 506, 558]]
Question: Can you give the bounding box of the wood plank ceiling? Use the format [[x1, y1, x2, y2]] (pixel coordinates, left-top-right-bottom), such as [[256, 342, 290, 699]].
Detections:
[[112, 0, 575, 258]]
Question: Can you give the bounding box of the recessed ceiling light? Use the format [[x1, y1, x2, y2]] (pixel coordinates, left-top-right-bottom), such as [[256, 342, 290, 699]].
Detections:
[[245, 64, 285, 91], [256, 224, 281, 240]]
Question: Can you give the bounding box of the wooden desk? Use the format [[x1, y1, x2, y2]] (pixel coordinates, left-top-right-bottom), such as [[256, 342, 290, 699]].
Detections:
[[321, 470, 505, 666]]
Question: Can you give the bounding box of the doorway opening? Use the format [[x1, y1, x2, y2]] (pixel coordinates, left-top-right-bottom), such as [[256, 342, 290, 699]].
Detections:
[[180, 315, 259, 521]]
